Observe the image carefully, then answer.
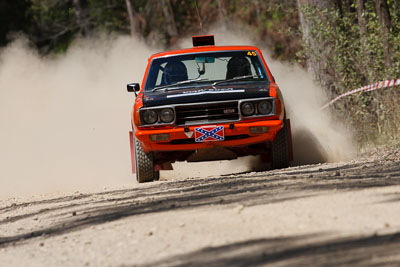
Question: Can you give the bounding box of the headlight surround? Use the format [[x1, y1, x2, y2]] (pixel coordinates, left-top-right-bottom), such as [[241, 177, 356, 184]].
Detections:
[[258, 100, 273, 115], [241, 102, 255, 116], [160, 108, 174, 123], [239, 98, 275, 118], [142, 109, 158, 124]]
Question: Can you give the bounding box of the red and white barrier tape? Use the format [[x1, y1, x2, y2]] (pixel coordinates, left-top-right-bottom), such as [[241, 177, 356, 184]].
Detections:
[[321, 78, 400, 110]]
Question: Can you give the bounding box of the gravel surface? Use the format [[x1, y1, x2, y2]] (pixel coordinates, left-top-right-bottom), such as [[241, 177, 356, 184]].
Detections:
[[1, 146, 400, 266]]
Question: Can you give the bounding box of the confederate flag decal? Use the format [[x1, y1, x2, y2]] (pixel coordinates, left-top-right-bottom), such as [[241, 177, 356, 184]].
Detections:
[[194, 125, 225, 142]]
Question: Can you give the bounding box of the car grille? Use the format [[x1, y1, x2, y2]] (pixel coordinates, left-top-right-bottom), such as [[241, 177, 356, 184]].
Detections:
[[175, 101, 239, 126]]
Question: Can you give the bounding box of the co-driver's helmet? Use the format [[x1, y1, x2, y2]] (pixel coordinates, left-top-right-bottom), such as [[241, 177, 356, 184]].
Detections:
[[226, 56, 251, 79], [163, 61, 188, 84]]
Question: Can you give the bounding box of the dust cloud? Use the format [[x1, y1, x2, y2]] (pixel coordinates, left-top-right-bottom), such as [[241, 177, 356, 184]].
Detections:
[[169, 27, 355, 177], [269, 61, 355, 165], [0, 35, 154, 199], [0, 28, 354, 199]]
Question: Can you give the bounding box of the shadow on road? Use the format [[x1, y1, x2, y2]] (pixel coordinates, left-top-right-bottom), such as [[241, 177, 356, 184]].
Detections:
[[141, 232, 400, 266], [0, 160, 399, 250]]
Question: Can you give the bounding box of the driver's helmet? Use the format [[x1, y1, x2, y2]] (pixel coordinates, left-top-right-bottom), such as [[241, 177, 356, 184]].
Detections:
[[163, 61, 188, 84], [226, 56, 251, 79]]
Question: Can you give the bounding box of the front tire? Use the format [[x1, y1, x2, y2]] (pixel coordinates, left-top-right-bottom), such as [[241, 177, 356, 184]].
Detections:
[[134, 137, 158, 183], [271, 120, 290, 169]]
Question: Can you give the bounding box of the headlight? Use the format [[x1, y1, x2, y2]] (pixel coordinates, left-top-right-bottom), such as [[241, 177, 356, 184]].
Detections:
[[142, 110, 158, 124], [160, 108, 174, 123], [241, 102, 255, 116], [258, 100, 272, 115]]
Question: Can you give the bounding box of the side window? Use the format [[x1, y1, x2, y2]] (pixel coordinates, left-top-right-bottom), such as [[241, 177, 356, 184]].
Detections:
[[248, 58, 258, 77], [155, 63, 167, 86], [207, 58, 228, 80], [183, 59, 229, 81], [182, 60, 198, 80]]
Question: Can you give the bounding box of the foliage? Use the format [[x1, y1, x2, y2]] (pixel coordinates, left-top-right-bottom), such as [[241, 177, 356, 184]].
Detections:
[[88, 0, 130, 34], [28, 0, 77, 53], [0, 0, 31, 46], [221, 0, 301, 61], [0, 0, 301, 60], [299, 1, 400, 144]]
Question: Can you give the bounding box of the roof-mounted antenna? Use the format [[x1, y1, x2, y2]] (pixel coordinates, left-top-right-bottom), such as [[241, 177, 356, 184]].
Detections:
[[193, 0, 203, 29]]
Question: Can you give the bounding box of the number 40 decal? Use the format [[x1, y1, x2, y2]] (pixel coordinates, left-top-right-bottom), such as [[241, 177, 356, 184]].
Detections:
[[247, 51, 257, 56]]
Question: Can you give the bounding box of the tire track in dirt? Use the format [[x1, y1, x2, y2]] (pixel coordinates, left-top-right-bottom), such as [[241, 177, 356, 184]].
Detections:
[[0, 151, 400, 266]]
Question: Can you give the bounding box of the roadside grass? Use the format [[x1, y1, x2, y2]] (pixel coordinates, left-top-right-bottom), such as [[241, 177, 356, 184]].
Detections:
[[332, 85, 400, 149]]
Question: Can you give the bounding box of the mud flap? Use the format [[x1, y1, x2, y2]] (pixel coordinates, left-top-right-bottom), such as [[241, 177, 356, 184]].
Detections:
[[286, 119, 294, 161], [129, 131, 136, 173]]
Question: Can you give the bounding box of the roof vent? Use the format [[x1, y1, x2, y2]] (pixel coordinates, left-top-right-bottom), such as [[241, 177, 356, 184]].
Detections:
[[192, 35, 215, 47]]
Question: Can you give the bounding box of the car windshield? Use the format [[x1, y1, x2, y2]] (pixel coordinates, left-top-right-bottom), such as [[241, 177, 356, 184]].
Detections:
[[144, 50, 269, 91]]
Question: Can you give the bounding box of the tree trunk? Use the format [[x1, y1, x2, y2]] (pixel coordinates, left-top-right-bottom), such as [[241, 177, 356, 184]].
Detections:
[[73, 0, 91, 36], [216, 0, 227, 22], [357, 0, 367, 36], [160, 0, 178, 38], [333, 0, 344, 17], [375, 0, 392, 67], [356, 0, 371, 81], [125, 0, 139, 36], [374, 0, 392, 133], [296, 0, 333, 88]]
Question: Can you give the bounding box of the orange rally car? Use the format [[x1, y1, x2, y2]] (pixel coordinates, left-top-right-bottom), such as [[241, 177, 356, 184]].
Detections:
[[127, 35, 293, 182]]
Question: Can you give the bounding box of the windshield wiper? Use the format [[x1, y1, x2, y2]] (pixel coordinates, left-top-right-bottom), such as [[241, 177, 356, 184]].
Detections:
[[152, 77, 208, 92], [212, 75, 256, 87]]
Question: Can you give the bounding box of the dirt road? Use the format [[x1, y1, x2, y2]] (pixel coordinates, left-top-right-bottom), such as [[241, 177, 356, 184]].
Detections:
[[1, 148, 400, 267]]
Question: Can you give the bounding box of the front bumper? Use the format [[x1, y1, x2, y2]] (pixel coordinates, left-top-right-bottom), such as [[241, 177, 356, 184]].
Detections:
[[135, 120, 283, 153]]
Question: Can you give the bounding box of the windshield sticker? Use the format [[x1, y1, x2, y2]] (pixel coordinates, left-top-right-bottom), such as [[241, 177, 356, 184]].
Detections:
[[247, 51, 257, 56]]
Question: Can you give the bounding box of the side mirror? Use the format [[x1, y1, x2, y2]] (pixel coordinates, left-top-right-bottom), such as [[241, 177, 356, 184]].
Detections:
[[127, 83, 140, 93]]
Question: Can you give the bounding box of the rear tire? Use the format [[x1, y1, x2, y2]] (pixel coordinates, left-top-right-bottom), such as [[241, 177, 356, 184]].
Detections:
[[271, 120, 290, 169], [134, 137, 158, 183]]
